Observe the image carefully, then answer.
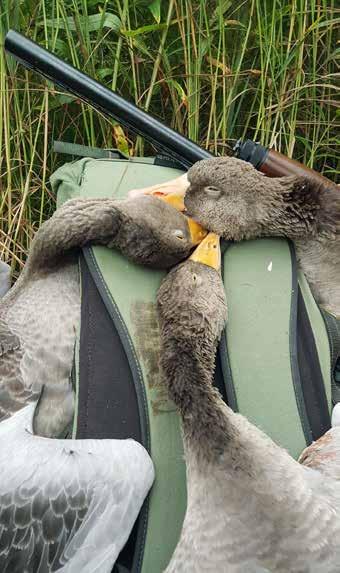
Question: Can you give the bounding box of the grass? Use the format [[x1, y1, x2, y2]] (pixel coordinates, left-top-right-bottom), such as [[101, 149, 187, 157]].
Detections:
[[0, 0, 339, 279]]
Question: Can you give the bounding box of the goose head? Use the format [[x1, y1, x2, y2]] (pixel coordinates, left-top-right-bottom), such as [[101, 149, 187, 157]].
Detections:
[[157, 231, 226, 346], [112, 193, 207, 268], [185, 156, 328, 241], [27, 193, 208, 272]]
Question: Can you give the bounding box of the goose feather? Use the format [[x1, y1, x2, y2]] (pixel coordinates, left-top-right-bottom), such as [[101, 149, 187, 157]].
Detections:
[[0, 401, 154, 573]]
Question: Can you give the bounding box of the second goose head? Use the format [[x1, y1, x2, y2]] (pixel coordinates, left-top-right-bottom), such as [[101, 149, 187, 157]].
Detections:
[[112, 193, 207, 268], [28, 193, 207, 272], [185, 156, 329, 241]]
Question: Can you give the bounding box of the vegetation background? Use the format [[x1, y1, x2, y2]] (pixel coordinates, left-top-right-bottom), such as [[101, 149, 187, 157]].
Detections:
[[0, 0, 339, 279]]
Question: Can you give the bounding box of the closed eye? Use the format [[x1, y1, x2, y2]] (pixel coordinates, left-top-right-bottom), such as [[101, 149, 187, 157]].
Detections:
[[204, 186, 221, 199], [174, 229, 184, 240]]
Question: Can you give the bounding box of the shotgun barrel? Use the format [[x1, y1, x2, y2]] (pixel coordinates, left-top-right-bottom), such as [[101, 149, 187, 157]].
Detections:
[[5, 30, 336, 188], [4, 30, 212, 169]]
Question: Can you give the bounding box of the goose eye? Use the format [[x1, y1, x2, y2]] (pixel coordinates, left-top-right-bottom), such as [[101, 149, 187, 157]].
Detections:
[[174, 229, 184, 240], [205, 185, 221, 199], [192, 273, 201, 286]]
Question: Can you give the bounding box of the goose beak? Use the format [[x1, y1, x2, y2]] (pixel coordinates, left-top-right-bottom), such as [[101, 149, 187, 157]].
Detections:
[[153, 188, 207, 245], [186, 218, 208, 246], [189, 232, 221, 270], [154, 190, 186, 212], [128, 173, 189, 206]]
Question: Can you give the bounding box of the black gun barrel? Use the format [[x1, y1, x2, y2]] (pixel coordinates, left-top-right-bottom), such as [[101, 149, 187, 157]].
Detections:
[[4, 30, 213, 168]]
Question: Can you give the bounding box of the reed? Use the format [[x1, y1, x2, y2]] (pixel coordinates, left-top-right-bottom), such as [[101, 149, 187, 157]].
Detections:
[[0, 0, 338, 278]]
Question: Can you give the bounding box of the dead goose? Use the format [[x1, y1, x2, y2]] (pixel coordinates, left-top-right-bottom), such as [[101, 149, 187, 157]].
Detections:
[[0, 396, 154, 573], [0, 195, 206, 437], [0, 261, 11, 298], [132, 157, 340, 317], [157, 233, 340, 572]]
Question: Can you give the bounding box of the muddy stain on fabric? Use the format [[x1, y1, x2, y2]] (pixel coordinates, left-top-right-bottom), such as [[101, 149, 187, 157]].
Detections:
[[130, 301, 175, 415], [131, 301, 161, 389]]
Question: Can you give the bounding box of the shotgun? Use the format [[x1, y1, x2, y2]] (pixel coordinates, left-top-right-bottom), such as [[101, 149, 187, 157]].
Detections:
[[4, 30, 337, 189], [4, 29, 212, 169]]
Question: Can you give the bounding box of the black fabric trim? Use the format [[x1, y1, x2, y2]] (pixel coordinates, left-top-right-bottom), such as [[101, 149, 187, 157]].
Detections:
[[213, 337, 229, 406], [297, 288, 331, 440], [216, 241, 237, 410], [218, 331, 238, 410], [82, 247, 150, 452], [320, 309, 340, 404], [288, 242, 313, 445], [77, 253, 142, 442], [78, 250, 149, 573]]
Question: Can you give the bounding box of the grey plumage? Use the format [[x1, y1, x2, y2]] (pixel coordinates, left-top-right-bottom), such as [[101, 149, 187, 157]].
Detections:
[[27, 195, 202, 271], [158, 255, 340, 572], [0, 261, 79, 437], [0, 194, 201, 436], [0, 261, 11, 298], [0, 400, 154, 573], [185, 156, 340, 317]]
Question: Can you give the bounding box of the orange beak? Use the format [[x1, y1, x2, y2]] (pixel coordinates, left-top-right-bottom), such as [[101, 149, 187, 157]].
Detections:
[[186, 218, 208, 245], [189, 232, 221, 270], [128, 175, 207, 247], [153, 190, 186, 212], [155, 191, 207, 246], [128, 173, 189, 204]]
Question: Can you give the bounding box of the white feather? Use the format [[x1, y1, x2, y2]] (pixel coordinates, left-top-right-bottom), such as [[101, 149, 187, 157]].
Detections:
[[0, 402, 154, 572], [332, 403, 340, 427]]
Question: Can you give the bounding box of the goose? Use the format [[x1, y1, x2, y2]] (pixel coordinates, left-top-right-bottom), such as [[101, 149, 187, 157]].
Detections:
[[157, 232, 340, 572], [131, 157, 340, 318], [0, 394, 154, 573], [0, 194, 206, 437], [0, 261, 11, 298]]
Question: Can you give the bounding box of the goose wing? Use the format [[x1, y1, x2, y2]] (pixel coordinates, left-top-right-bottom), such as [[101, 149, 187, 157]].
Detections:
[[0, 404, 154, 573], [0, 317, 20, 356], [0, 317, 38, 422]]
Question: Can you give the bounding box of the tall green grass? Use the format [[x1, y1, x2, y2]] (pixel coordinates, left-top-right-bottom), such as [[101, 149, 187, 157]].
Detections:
[[0, 0, 339, 279]]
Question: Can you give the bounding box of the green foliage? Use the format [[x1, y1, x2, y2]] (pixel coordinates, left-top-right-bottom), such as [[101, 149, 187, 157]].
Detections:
[[149, 0, 162, 24], [0, 0, 338, 278]]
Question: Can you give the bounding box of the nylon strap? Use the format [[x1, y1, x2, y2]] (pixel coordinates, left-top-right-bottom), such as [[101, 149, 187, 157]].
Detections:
[[53, 141, 183, 170], [53, 140, 124, 159], [77, 251, 147, 572], [219, 240, 238, 411], [296, 286, 331, 438]]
